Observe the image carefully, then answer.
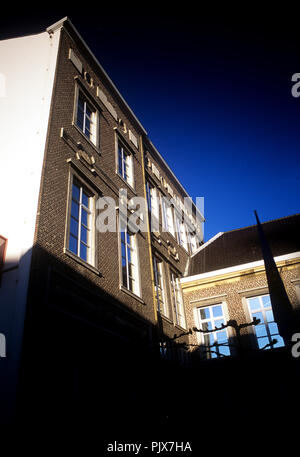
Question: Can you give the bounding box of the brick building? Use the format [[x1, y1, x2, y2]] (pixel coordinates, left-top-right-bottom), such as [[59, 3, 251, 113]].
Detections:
[[180, 214, 300, 442], [181, 213, 300, 359], [1, 16, 299, 447], [0, 17, 203, 433]]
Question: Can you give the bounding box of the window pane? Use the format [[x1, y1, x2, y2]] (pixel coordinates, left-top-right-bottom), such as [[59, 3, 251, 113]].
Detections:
[[69, 235, 78, 254], [266, 310, 274, 322], [70, 218, 78, 237], [214, 318, 225, 328], [220, 346, 230, 357], [82, 191, 89, 208], [76, 111, 84, 130], [119, 159, 123, 176], [248, 297, 260, 311], [86, 104, 92, 117], [202, 322, 212, 331], [122, 266, 127, 287], [216, 331, 227, 344], [121, 242, 126, 259], [81, 209, 88, 227], [255, 325, 268, 338], [121, 254, 127, 267], [212, 305, 223, 318], [81, 226, 88, 244], [71, 201, 79, 219], [268, 322, 279, 335], [77, 102, 85, 115], [200, 308, 210, 320], [72, 183, 80, 202], [252, 312, 264, 324], [262, 295, 271, 308], [78, 95, 84, 110], [257, 337, 269, 349], [273, 335, 284, 348], [80, 243, 87, 261]]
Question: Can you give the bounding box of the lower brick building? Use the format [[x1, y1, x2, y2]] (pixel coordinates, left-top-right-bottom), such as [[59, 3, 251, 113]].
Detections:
[[182, 213, 300, 358], [180, 213, 300, 442]]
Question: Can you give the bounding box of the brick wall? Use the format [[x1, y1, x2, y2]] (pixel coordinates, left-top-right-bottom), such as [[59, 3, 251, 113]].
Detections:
[[183, 260, 300, 353]]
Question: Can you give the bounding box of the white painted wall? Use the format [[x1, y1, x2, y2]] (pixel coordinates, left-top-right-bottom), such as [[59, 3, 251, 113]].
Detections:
[[0, 28, 61, 423]]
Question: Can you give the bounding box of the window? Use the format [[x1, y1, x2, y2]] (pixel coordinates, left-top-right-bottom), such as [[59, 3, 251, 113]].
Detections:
[[161, 197, 175, 236], [0, 235, 7, 271], [75, 89, 98, 146], [68, 179, 94, 265], [170, 271, 186, 328], [175, 215, 188, 251], [118, 142, 133, 187], [146, 182, 159, 231], [159, 341, 169, 359], [188, 232, 201, 253], [153, 256, 168, 317], [247, 294, 285, 350], [120, 228, 140, 296], [197, 304, 230, 359]]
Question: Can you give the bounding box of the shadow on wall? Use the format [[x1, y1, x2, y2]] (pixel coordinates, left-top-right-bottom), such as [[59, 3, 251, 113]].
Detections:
[[1, 243, 300, 450], [0, 245, 35, 427], [8, 243, 191, 439]]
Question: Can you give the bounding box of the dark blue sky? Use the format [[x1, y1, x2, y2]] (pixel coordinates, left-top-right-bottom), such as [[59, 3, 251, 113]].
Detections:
[[2, 9, 299, 241]]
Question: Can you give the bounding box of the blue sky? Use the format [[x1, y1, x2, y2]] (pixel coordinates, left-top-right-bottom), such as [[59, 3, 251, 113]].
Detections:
[[2, 9, 299, 241]]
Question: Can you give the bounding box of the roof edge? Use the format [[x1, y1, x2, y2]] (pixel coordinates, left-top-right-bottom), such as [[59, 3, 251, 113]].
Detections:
[[45, 17, 205, 213], [223, 212, 300, 236], [182, 250, 300, 285], [47, 16, 148, 136], [190, 231, 224, 257]]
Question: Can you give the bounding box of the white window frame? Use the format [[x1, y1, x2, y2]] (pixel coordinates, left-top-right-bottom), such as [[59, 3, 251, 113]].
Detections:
[[246, 294, 285, 350], [175, 213, 188, 251], [66, 174, 96, 267], [146, 182, 160, 232], [74, 85, 99, 147], [196, 302, 231, 359], [188, 232, 201, 253], [153, 256, 168, 317], [120, 226, 140, 297], [161, 196, 175, 237], [181, 223, 188, 251], [170, 271, 186, 328], [118, 141, 134, 188]]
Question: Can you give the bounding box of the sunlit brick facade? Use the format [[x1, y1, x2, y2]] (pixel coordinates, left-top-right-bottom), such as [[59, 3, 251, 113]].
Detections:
[[0, 17, 203, 430]]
